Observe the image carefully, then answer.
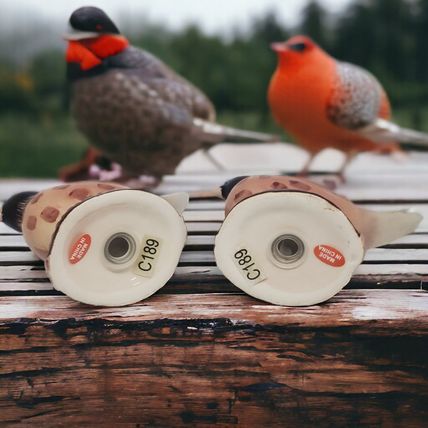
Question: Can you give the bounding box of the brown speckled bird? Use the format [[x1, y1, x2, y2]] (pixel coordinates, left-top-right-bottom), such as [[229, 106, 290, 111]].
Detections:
[[62, 6, 276, 182], [268, 35, 428, 180]]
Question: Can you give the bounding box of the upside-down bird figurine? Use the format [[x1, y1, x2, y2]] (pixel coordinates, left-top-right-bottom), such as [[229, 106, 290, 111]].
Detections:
[[61, 6, 276, 183], [268, 35, 428, 180]]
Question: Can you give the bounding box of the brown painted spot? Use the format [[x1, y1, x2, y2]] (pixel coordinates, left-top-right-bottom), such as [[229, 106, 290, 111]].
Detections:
[[54, 184, 70, 190], [271, 181, 288, 190], [289, 180, 311, 191], [30, 192, 43, 204], [97, 183, 116, 190], [41, 206, 60, 223], [69, 188, 90, 201], [26, 216, 37, 230], [234, 189, 253, 201]]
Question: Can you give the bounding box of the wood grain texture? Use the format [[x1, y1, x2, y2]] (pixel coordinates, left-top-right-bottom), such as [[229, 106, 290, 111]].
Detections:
[[0, 292, 428, 426]]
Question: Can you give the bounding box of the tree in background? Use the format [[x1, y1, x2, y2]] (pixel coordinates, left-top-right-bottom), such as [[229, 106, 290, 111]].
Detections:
[[300, 0, 330, 49], [415, 0, 428, 82]]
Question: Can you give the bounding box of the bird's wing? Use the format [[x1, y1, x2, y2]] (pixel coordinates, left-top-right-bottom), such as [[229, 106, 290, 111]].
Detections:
[[107, 46, 216, 121], [326, 63, 428, 147], [142, 73, 215, 122], [122, 73, 277, 143], [326, 62, 384, 130], [72, 69, 196, 150]]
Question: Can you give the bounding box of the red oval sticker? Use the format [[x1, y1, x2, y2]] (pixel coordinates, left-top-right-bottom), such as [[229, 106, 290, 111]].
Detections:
[[69, 234, 91, 265], [314, 244, 345, 267]]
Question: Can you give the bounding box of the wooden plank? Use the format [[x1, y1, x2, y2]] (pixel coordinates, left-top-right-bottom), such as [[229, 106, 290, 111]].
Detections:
[[0, 266, 48, 282], [0, 147, 427, 201], [383, 234, 428, 246], [188, 200, 225, 210], [4, 233, 428, 251], [165, 170, 428, 184], [184, 210, 224, 222], [0, 292, 427, 425], [0, 224, 19, 234], [1, 275, 423, 296], [0, 289, 426, 326], [177, 143, 428, 174], [0, 235, 217, 251], [0, 221, 223, 236], [2, 247, 428, 266], [1, 245, 428, 271], [0, 236, 26, 247], [157, 183, 428, 201], [0, 263, 427, 298], [16, 217, 428, 237], [178, 249, 428, 264], [0, 276, 424, 296], [164, 172, 428, 191], [0, 282, 55, 293], [0, 252, 40, 265], [0, 266, 225, 286], [0, 266, 227, 295], [184, 205, 428, 233]]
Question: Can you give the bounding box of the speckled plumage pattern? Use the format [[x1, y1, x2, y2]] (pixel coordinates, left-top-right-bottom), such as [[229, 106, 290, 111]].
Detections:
[[70, 46, 216, 176], [326, 62, 382, 130]]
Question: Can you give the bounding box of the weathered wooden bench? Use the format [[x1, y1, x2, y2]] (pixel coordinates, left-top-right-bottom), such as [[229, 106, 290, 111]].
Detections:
[[1, 144, 427, 426]]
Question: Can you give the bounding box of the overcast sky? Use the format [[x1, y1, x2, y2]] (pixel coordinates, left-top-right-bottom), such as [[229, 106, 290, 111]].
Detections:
[[5, 0, 352, 34]]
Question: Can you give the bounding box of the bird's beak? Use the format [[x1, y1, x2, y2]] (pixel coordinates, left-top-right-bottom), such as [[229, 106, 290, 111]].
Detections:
[[63, 30, 100, 41], [270, 42, 288, 53]]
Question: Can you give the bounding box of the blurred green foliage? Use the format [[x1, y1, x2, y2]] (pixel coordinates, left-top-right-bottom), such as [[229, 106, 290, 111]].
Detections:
[[1, 0, 428, 176]]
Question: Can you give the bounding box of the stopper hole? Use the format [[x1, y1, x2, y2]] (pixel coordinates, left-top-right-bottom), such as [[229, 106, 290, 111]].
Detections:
[[272, 234, 305, 265], [104, 233, 136, 264]]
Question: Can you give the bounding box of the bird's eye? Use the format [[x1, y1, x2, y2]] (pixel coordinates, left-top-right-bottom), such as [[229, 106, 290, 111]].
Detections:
[[289, 42, 307, 52]]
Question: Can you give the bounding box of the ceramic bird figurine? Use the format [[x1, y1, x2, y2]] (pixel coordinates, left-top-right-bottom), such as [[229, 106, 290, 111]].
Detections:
[[215, 175, 422, 305], [61, 6, 276, 183], [268, 35, 428, 180], [1, 182, 188, 306]]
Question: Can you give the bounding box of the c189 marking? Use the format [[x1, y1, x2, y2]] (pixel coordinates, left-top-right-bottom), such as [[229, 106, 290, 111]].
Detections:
[[134, 237, 161, 277], [234, 248, 265, 283]]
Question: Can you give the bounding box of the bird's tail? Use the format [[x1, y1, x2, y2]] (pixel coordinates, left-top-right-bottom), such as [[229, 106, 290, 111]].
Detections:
[[359, 118, 428, 149], [193, 118, 279, 144]]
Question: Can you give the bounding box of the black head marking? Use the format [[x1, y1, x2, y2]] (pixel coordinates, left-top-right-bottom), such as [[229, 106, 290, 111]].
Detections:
[[1, 191, 37, 232], [220, 176, 249, 199], [289, 42, 307, 52], [69, 6, 120, 34]]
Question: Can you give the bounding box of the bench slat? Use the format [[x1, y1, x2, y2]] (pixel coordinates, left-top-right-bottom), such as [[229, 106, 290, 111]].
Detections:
[[0, 290, 426, 323]]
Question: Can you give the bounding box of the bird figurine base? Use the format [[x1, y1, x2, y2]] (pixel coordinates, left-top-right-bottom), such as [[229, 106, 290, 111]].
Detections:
[[215, 176, 422, 306], [1, 182, 188, 306]]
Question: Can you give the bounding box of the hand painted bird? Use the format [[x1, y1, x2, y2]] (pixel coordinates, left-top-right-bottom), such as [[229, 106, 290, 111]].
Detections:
[[268, 35, 428, 180], [61, 6, 276, 183]]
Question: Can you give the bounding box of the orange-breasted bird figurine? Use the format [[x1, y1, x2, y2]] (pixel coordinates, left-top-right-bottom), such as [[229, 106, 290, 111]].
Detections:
[[268, 35, 428, 180], [61, 6, 277, 184]]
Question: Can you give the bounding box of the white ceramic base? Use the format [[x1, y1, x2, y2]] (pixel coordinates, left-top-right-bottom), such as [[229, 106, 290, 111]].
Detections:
[[215, 192, 365, 306], [47, 190, 187, 306]]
